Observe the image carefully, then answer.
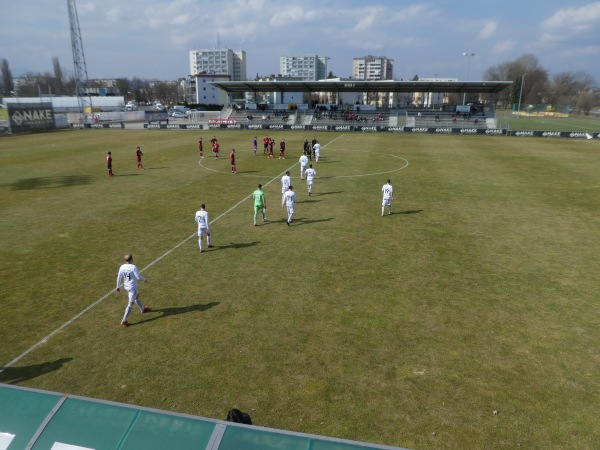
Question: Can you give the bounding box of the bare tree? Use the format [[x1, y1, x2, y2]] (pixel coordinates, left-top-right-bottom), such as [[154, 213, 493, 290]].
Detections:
[[151, 81, 178, 105], [115, 78, 130, 100], [1, 59, 14, 96], [52, 57, 64, 94], [483, 61, 513, 107], [549, 71, 596, 111], [483, 54, 549, 108], [522, 68, 549, 105]]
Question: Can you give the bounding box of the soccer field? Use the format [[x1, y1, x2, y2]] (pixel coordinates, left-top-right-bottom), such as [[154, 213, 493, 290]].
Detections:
[[1, 129, 600, 449]]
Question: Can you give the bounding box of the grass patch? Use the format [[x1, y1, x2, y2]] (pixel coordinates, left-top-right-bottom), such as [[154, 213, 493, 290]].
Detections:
[[1, 129, 600, 449]]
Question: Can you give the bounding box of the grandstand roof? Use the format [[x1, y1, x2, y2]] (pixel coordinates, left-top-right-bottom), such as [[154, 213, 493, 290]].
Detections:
[[209, 80, 512, 95]]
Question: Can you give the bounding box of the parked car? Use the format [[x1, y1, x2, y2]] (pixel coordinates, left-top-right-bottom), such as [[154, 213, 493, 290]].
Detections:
[[170, 110, 186, 118]]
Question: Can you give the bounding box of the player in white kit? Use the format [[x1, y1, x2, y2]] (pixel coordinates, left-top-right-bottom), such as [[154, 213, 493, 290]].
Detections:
[[116, 254, 150, 326], [382, 179, 393, 216], [281, 171, 291, 203], [299, 154, 309, 180], [195, 204, 214, 252], [304, 164, 317, 196], [313, 142, 321, 163], [282, 185, 297, 226]]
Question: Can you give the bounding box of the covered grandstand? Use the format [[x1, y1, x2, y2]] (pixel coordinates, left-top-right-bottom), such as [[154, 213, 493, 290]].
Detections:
[[210, 80, 512, 130]]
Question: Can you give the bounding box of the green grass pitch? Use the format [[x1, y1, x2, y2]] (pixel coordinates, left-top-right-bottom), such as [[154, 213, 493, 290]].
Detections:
[[1, 129, 600, 449]]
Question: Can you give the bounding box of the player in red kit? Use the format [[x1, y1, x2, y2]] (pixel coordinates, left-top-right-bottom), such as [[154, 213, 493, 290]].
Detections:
[[263, 136, 269, 155], [198, 137, 203, 159], [230, 149, 237, 174], [136, 146, 144, 170], [106, 151, 114, 176], [268, 138, 274, 158], [210, 136, 219, 159], [279, 139, 286, 159]]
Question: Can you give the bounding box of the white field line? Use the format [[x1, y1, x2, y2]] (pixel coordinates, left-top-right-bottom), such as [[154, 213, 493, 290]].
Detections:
[[1, 134, 346, 371]]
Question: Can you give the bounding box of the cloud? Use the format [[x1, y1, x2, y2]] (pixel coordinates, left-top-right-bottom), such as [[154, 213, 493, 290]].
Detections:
[[351, 7, 383, 32], [491, 40, 517, 55], [478, 20, 498, 39], [388, 4, 437, 23], [105, 7, 122, 23], [78, 2, 97, 15], [541, 2, 600, 41], [269, 6, 318, 25]]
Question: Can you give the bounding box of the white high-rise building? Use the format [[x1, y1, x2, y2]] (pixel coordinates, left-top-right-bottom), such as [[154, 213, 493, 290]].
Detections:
[[279, 55, 328, 81], [189, 48, 247, 81], [352, 56, 394, 80]]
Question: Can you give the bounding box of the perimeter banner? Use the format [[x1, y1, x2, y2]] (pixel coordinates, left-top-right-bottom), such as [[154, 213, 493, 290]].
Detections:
[[8, 102, 56, 133]]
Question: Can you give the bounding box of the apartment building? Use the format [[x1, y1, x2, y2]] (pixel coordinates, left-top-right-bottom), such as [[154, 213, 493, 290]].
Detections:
[[189, 48, 247, 81], [352, 56, 394, 81], [279, 55, 328, 81]]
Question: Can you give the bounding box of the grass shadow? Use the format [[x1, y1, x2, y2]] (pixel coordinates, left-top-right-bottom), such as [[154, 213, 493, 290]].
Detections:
[[213, 241, 260, 251], [293, 217, 334, 226], [398, 209, 423, 215], [0, 357, 73, 384], [12, 175, 91, 190], [132, 302, 219, 326], [316, 191, 344, 196]]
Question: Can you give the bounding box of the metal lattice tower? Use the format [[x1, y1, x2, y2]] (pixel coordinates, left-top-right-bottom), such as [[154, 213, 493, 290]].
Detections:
[[66, 0, 93, 123]]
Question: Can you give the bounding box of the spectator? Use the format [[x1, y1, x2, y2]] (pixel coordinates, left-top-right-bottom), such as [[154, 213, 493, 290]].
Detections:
[[226, 409, 253, 425]]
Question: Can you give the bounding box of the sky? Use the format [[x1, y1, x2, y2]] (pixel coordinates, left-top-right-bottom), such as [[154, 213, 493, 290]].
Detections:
[[1, 0, 599, 83]]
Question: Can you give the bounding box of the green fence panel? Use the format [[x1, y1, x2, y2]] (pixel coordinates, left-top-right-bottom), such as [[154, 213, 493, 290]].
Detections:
[[220, 425, 311, 450], [30, 398, 138, 450], [0, 386, 62, 450], [120, 410, 216, 450]]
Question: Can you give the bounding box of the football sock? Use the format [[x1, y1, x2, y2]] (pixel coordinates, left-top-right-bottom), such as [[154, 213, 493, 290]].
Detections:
[[122, 306, 132, 323]]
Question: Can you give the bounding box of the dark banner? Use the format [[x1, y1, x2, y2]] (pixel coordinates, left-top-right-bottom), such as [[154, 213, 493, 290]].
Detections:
[[72, 123, 125, 129], [508, 130, 597, 139], [402, 127, 507, 136], [143, 123, 204, 130], [140, 123, 598, 139], [8, 102, 56, 133]]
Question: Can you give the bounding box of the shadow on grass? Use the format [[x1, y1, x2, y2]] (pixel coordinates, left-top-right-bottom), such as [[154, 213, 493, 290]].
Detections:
[[133, 302, 219, 325], [292, 217, 334, 226], [146, 167, 168, 170], [316, 190, 344, 196], [397, 209, 423, 215], [115, 173, 142, 177], [213, 241, 260, 251], [0, 357, 73, 384], [12, 175, 91, 190]]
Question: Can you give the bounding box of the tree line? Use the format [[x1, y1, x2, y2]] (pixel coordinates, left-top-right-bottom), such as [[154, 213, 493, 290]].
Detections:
[[482, 54, 598, 114], [0, 57, 182, 106]]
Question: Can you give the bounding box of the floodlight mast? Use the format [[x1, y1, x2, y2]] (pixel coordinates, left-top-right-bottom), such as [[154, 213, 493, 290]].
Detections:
[[462, 52, 475, 105], [67, 0, 93, 124]]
